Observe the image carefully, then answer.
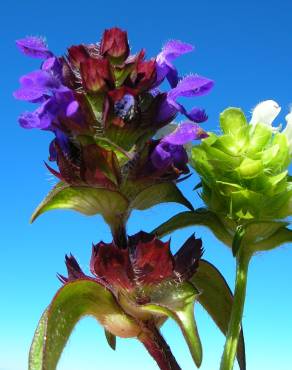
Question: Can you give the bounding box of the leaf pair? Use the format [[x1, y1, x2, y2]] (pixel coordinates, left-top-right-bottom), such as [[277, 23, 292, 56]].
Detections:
[[30, 181, 193, 226], [29, 261, 246, 370]]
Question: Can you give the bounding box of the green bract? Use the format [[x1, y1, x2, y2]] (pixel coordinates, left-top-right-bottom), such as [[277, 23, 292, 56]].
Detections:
[[192, 108, 292, 223]]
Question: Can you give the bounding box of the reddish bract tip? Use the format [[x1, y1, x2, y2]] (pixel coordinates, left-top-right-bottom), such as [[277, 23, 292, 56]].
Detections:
[[68, 45, 90, 67], [91, 242, 134, 290], [80, 58, 113, 92], [100, 27, 130, 61], [129, 232, 174, 285]]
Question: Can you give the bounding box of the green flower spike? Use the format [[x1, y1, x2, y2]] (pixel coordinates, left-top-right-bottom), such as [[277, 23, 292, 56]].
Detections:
[[154, 100, 292, 370]]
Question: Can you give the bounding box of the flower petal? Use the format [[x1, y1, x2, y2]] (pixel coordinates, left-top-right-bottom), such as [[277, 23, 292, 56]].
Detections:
[[164, 122, 208, 145], [185, 107, 208, 123], [168, 75, 214, 102], [13, 70, 60, 102], [18, 111, 41, 129], [250, 100, 281, 128], [150, 142, 172, 169], [156, 40, 194, 87], [16, 36, 52, 59]]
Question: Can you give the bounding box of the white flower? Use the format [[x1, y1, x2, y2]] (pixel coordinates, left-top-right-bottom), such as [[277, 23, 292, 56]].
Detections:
[[250, 100, 281, 132]]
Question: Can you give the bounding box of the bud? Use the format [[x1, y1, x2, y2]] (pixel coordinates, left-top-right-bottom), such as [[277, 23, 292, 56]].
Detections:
[[191, 102, 292, 224], [60, 232, 202, 329], [100, 27, 130, 61]]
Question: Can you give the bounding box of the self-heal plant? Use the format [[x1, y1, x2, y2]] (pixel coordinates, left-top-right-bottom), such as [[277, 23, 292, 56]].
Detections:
[[15, 29, 246, 370], [155, 100, 292, 370]]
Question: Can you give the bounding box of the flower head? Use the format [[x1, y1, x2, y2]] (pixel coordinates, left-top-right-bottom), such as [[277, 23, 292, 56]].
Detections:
[[14, 28, 213, 196], [60, 231, 203, 302], [191, 101, 292, 222]]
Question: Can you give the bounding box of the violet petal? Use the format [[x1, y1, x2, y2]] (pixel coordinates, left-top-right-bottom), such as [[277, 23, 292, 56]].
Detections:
[[18, 111, 41, 129], [185, 107, 208, 123], [151, 143, 172, 169], [156, 40, 194, 87], [168, 75, 214, 102], [164, 122, 207, 145], [13, 70, 60, 102], [16, 36, 52, 59], [66, 100, 79, 117]]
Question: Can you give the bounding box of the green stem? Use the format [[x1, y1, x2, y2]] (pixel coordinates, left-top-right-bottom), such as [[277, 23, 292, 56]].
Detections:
[[106, 212, 129, 249], [110, 219, 128, 249], [220, 250, 251, 370]]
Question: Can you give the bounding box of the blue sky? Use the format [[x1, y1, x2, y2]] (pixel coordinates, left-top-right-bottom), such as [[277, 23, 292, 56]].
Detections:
[[1, 1, 292, 369]]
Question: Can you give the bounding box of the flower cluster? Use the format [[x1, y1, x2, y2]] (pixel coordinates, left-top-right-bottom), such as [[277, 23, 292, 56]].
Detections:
[[191, 100, 292, 223], [59, 231, 202, 332], [60, 231, 202, 296], [14, 29, 213, 187]]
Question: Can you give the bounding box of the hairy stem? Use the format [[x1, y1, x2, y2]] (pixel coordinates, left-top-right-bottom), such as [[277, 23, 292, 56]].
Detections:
[[111, 221, 128, 249], [220, 250, 251, 370], [107, 212, 129, 249], [139, 322, 181, 370]]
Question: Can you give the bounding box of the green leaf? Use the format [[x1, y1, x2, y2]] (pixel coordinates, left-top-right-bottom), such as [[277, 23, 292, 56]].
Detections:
[[255, 226, 292, 251], [104, 330, 116, 351], [29, 279, 140, 370], [248, 223, 292, 252], [131, 182, 194, 211], [30, 182, 129, 225], [191, 260, 246, 370], [86, 93, 104, 124], [152, 209, 233, 247], [140, 282, 202, 367]]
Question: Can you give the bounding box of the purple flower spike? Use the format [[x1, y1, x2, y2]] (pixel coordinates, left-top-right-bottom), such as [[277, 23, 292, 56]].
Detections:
[[156, 40, 194, 87], [164, 122, 208, 145], [16, 36, 52, 59]]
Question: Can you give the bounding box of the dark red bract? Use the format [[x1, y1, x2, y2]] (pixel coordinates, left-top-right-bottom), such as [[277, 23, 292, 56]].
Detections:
[[100, 27, 130, 60], [60, 231, 203, 300]]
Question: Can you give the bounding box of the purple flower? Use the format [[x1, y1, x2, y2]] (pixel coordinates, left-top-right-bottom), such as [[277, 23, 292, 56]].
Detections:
[[18, 90, 78, 130], [164, 122, 208, 145], [42, 57, 63, 80], [151, 122, 207, 170], [16, 36, 52, 59], [156, 75, 214, 123], [151, 142, 188, 171], [114, 94, 135, 119], [156, 40, 194, 87], [14, 43, 79, 132], [13, 70, 61, 102], [168, 75, 214, 101]]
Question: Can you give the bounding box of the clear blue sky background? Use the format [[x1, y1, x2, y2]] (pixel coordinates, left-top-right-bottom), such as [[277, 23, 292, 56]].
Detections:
[[1, 1, 292, 369]]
